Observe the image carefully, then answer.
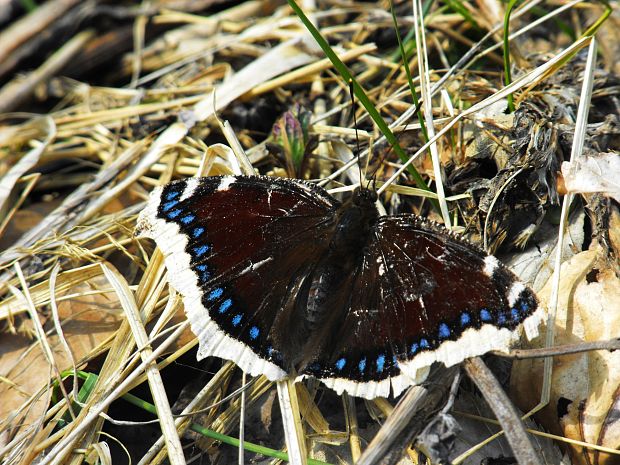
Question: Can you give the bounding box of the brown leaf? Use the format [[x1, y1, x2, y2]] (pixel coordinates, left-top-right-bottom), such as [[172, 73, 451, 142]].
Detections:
[[511, 247, 620, 465], [0, 274, 123, 431]]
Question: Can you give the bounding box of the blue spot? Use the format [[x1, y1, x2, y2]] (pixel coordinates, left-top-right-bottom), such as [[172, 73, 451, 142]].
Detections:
[[168, 208, 182, 219], [166, 191, 180, 201], [497, 312, 506, 325], [460, 312, 471, 326], [420, 338, 429, 349], [335, 358, 346, 371], [218, 298, 232, 314], [520, 302, 529, 313], [358, 358, 367, 372], [193, 244, 209, 257], [180, 214, 195, 224], [438, 323, 451, 339], [249, 326, 259, 339], [392, 355, 399, 368], [480, 308, 492, 322], [511, 308, 520, 321], [196, 264, 210, 282], [266, 346, 282, 362], [162, 200, 178, 212], [232, 314, 242, 326], [376, 354, 385, 373], [410, 342, 419, 355], [192, 227, 205, 238], [207, 288, 223, 301]]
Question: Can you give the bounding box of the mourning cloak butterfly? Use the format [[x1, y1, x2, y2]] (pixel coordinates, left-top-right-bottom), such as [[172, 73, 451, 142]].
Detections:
[[137, 176, 543, 399]]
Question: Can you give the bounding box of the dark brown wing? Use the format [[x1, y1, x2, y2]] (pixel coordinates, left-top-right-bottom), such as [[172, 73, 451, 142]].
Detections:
[[301, 214, 541, 399], [138, 175, 339, 380]]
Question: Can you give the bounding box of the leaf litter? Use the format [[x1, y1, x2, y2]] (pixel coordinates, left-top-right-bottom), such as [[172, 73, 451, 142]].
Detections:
[[0, 1, 618, 464]]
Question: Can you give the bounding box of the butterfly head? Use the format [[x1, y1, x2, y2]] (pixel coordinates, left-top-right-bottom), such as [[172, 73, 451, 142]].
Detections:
[[352, 185, 378, 207]]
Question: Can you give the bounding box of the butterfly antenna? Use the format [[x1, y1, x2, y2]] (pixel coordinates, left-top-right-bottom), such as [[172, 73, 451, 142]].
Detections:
[[349, 79, 365, 190]]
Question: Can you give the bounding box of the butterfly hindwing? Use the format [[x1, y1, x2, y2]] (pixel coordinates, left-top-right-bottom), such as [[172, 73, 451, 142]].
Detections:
[[138, 175, 339, 380], [303, 215, 541, 398]]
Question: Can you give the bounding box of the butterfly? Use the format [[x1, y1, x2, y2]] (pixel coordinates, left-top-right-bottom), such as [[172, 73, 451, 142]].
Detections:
[[136, 175, 542, 399]]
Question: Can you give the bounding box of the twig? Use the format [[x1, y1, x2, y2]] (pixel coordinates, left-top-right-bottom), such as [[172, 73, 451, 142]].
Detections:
[[496, 338, 620, 359], [277, 380, 307, 465], [0, 0, 81, 73], [357, 367, 456, 465], [463, 357, 542, 465]]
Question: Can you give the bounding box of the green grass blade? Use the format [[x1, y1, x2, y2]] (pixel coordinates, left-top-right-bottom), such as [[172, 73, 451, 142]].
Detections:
[[121, 390, 332, 464], [287, 0, 435, 201]]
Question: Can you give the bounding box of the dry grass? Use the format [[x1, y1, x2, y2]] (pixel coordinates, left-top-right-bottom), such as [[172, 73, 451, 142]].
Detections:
[[0, 1, 619, 464]]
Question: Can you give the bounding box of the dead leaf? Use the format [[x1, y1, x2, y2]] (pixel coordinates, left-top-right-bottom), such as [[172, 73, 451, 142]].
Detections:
[[562, 153, 620, 202], [0, 197, 62, 251], [0, 274, 123, 433], [511, 246, 620, 465]]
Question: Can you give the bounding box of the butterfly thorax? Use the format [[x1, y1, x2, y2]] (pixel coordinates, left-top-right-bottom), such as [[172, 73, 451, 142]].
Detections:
[[329, 188, 379, 254]]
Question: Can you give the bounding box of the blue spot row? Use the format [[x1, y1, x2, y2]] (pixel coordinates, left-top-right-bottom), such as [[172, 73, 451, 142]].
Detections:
[[208, 288, 223, 301], [169, 195, 277, 352], [410, 338, 430, 355], [218, 298, 232, 313], [267, 346, 280, 360], [376, 354, 385, 373], [336, 353, 389, 374], [167, 208, 182, 219], [267, 346, 283, 363], [203, 288, 255, 342], [195, 264, 210, 282], [402, 305, 527, 360], [438, 323, 451, 339]]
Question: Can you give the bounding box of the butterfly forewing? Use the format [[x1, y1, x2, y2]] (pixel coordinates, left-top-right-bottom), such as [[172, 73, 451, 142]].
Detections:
[[138, 176, 339, 379]]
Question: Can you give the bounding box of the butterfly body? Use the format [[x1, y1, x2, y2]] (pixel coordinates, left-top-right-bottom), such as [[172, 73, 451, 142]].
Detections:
[[137, 175, 543, 399], [298, 189, 378, 343]]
